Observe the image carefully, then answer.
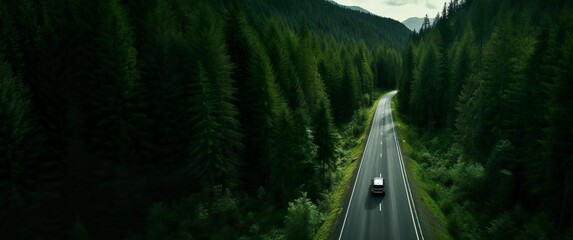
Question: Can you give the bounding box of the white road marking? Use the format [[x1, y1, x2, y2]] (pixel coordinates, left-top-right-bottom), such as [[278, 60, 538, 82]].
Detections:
[[338, 91, 424, 240], [389, 92, 425, 240], [380, 153, 382, 158]]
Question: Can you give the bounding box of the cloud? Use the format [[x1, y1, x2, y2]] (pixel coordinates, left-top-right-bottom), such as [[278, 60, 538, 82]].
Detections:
[[384, 0, 419, 6], [425, 0, 437, 9]]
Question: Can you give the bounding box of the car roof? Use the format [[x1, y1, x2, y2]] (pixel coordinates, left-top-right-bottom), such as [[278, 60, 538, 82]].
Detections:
[[373, 177, 384, 185]]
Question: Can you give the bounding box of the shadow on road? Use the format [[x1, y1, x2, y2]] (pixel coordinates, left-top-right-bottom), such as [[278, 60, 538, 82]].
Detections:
[[364, 193, 384, 210]]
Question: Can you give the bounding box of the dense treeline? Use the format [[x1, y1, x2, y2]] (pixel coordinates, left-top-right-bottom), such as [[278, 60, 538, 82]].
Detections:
[[0, 0, 406, 239], [398, 0, 573, 238], [242, 0, 410, 49]]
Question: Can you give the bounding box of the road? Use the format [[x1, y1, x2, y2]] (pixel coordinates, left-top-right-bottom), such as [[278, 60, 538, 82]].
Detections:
[[337, 91, 424, 240]]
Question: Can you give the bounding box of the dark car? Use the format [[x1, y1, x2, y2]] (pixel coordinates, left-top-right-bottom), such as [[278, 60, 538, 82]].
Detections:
[[371, 177, 385, 196]]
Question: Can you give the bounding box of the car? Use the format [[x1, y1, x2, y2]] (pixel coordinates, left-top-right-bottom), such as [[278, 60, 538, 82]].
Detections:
[[371, 177, 385, 196]]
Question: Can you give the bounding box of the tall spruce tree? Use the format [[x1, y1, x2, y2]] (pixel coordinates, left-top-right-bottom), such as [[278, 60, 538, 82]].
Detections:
[[0, 59, 49, 239], [187, 3, 242, 187]]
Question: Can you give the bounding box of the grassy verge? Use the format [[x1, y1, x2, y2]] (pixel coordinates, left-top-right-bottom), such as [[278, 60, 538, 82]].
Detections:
[[390, 97, 452, 240], [314, 92, 385, 240]]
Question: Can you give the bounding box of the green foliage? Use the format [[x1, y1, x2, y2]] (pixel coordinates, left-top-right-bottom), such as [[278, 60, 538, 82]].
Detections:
[[0, 59, 53, 239], [397, 43, 415, 114], [312, 97, 337, 182], [409, 41, 443, 127], [68, 219, 91, 240], [133, 185, 241, 240], [400, 0, 573, 238], [187, 3, 243, 187], [541, 13, 573, 233], [0, 0, 405, 239], [242, 0, 410, 49], [285, 193, 322, 240]]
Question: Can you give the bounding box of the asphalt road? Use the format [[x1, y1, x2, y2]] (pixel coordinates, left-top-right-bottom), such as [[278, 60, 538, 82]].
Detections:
[[337, 91, 424, 240]]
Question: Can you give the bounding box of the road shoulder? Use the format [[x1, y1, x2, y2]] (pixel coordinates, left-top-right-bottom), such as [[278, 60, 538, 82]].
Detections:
[[390, 96, 450, 240]]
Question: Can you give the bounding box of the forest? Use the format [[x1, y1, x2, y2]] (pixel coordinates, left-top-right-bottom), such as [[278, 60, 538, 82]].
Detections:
[[398, 0, 573, 239], [0, 0, 408, 239]]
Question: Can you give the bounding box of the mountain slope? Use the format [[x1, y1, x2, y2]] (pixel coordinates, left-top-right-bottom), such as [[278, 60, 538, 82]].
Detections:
[[325, 0, 373, 15], [402, 17, 433, 31], [346, 5, 372, 14], [243, 0, 410, 48]]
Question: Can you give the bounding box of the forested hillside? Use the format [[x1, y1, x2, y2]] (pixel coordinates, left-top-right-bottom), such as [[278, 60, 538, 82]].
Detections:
[[243, 0, 410, 49], [0, 0, 408, 239], [398, 0, 573, 238]]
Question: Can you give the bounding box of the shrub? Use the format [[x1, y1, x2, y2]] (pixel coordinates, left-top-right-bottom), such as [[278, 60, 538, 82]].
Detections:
[[284, 193, 322, 240]]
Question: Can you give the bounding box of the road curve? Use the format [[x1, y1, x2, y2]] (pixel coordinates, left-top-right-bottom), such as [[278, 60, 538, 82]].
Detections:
[[337, 91, 424, 240]]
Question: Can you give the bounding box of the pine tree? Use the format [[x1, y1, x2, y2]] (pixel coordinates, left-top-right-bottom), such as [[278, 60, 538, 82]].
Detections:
[[225, 5, 285, 192], [398, 43, 415, 114], [409, 42, 443, 128], [542, 27, 573, 234], [312, 96, 337, 184], [136, 0, 187, 167], [89, 0, 140, 166], [0, 59, 49, 239], [188, 65, 230, 186], [86, 0, 151, 236], [357, 42, 374, 104], [476, 15, 518, 153], [262, 19, 305, 110], [421, 14, 432, 33], [296, 23, 324, 115], [446, 25, 475, 128], [339, 50, 360, 122], [187, 3, 243, 187], [0, 1, 22, 75]]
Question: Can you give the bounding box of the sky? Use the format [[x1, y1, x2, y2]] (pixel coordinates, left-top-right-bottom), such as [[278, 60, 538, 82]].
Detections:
[[332, 0, 446, 22]]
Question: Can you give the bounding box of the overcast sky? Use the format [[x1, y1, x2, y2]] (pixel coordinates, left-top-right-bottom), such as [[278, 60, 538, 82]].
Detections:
[[332, 0, 446, 22]]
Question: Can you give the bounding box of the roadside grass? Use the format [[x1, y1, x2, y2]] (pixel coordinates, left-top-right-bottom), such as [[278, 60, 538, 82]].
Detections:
[[391, 97, 452, 240], [314, 92, 385, 240]]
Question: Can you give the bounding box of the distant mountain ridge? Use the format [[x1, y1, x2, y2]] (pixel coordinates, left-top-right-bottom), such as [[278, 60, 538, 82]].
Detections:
[[243, 0, 411, 48], [402, 17, 433, 32], [325, 0, 373, 15]]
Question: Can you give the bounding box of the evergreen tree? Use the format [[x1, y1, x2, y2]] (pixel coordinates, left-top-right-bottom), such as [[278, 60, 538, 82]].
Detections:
[[296, 23, 324, 116], [455, 74, 483, 158], [446, 25, 475, 127], [409, 42, 443, 128], [339, 51, 360, 122], [187, 3, 243, 186], [357, 42, 374, 104], [312, 96, 337, 184], [86, 0, 151, 236], [136, 0, 186, 167], [542, 26, 573, 234], [88, 0, 140, 166], [0, 59, 48, 239], [475, 16, 518, 154], [0, 1, 22, 75], [398, 43, 415, 114]]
